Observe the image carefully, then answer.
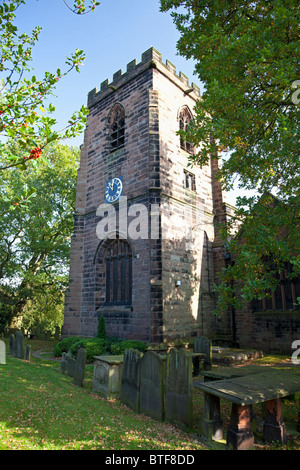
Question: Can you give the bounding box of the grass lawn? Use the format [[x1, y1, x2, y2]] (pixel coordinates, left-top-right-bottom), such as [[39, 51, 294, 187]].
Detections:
[[0, 339, 300, 451]]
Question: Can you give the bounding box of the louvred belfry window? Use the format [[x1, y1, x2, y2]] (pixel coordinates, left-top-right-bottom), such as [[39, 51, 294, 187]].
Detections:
[[105, 238, 132, 305], [110, 104, 125, 151], [179, 106, 194, 154]]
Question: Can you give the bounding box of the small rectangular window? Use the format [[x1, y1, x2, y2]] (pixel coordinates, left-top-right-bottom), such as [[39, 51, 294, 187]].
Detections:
[[184, 170, 196, 191]]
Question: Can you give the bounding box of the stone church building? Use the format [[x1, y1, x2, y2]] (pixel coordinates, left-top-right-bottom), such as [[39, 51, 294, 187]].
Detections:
[[62, 47, 239, 344]]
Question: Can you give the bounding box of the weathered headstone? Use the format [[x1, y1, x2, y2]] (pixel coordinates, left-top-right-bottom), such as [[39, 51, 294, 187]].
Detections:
[[25, 344, 31, 361], [14, 330, 24, 359], [193, 336, 212, 370], [9, 334, 14, 355], [67, 356, 76, 377], [0, 340, 6, 365], [120, 349, 143, 413], [61, 352, 68, 374], [74, 348, 86, 387], [139, 351, 166, 421], [165, 348, 193, 426]]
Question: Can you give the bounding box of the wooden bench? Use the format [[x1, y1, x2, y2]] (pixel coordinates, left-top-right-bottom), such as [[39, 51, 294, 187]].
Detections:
[[194, 369, 300, 450]]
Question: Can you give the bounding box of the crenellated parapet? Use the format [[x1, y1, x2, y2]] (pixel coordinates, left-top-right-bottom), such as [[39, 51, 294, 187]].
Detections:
[[87, 47, 200, 108]]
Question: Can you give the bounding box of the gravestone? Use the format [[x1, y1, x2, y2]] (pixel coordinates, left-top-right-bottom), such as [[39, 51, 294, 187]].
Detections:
[[61, 352, 68, 374], [9, 334, 14, 355], [0, 340, 6, 365], [25, 344, 31, 361], [139, 351, 166, 421], [14, 330, 24, 359], [74, 348, 86, 387], [67, 356, 76, 377], [165, 348, 193, 427], [120, 349, 143, 413], [193, 336, 212, 370]]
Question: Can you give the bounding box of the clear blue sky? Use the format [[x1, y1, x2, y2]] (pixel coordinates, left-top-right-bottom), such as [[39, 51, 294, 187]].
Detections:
[[16, 0, 202, 145], [16, 0, 240, 205]]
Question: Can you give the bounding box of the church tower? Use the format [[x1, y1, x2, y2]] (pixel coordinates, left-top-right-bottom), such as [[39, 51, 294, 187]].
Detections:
[[63, 47, 233, 343]]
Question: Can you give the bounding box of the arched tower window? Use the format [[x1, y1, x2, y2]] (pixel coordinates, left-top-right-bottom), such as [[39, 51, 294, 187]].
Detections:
[[105, 238, 132, 305], [109, 104, 125, 151], [179, 106, 194, 154]]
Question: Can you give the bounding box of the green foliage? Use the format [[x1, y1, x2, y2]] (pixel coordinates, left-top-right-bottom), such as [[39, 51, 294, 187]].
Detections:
[[53, 336, 149, 362], [53, 336, 82, 357], [0, 303, 14, 335], [69, 338, 108, 362], [65, 0, 101, 15], [0, 143, 79, 329], [0, 1, 95, 171], [161, 0, 300, 313], [96, 315, 106, 339], [110, 340, 148, 355], [21, 288, 65, 336]]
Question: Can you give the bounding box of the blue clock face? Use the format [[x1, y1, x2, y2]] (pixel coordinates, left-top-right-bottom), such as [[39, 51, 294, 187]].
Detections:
[[105, 177, 123, 203]]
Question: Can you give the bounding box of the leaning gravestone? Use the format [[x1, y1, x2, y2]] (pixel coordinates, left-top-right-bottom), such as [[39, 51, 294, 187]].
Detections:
[[14, 330, 24, 359], [139, 351, 166, 421], [165, 348, 193, 427], [74, 348, 86, 387], [0, 340, 6, 365], [120, 349, 143, 413], [193, 336, 212, 370]]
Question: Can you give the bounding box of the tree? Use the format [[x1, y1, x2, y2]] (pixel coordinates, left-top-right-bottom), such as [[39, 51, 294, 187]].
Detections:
[[0, 0, 99, 172], [0, 143, 79, 332], [160, 0, 300, 314], [21, 281, 66, 336], [0, 1, 100, 332]]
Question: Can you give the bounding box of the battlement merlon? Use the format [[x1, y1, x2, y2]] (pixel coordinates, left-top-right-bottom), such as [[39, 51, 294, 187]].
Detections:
[[87, 47, 201, 108]]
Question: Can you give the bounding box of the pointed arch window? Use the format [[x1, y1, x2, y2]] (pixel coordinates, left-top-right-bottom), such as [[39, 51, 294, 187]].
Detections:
[[109, 104, 125, 151], [179, 106, 194, 154], [105, 238, 132, 305]]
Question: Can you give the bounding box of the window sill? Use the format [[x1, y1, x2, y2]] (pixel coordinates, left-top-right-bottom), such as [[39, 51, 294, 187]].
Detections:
[[96, 305, 133, 314], [106, 147, 125, 158]]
